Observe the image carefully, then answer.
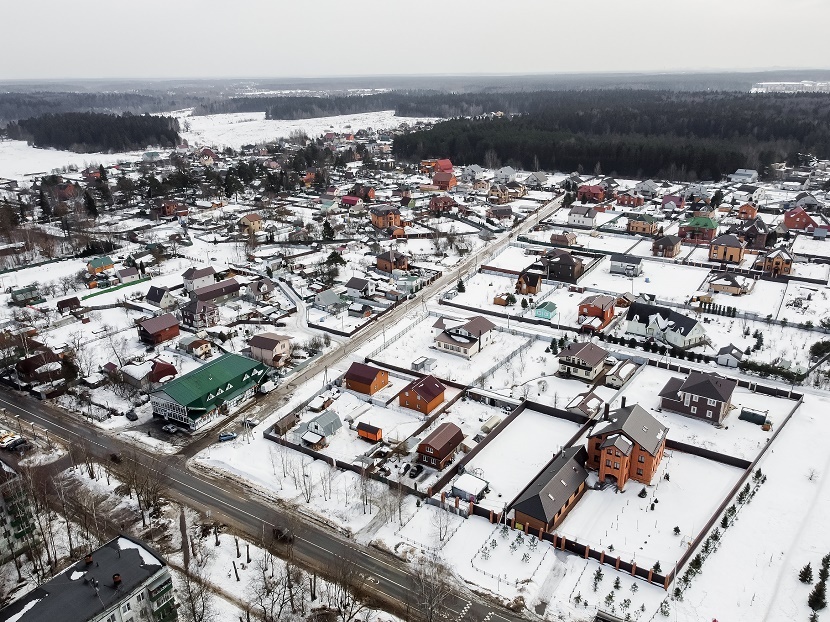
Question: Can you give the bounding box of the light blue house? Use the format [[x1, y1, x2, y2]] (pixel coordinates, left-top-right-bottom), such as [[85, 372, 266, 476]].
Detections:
[[535, 301, 557, 320]]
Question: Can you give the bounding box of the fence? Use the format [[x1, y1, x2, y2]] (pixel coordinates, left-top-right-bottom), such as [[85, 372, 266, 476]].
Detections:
[[365, 310, 429, 359], [470, 337, 534, 389]]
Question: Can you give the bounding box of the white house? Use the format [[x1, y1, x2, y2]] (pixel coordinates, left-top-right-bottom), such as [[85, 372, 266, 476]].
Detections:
[[728, 169, 759, 183], [344, 277, 376, 299], [625, 301, 707, 350], [182, 266, 216, 292], [460, 164, 485, 182], [609, 254, 644, 277], [432, 315, 497, 359], [568, 205, 598, 227], [635, 179, 661, 199], [493, 166, 517, 184], [716, 344, 744, 368], [145, 285, 177, 310], [248, 332, 292, 367], [116, 267, 140, 284]]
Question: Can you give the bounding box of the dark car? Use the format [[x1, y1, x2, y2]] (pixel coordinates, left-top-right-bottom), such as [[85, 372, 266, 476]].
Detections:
[[408, 464, 424, 479], [5, 438, 27, 451], [109, 452, 123, 464], [400, 464, 411, 476], [125, 411, 139, 421], [272, 527, 294, 543]]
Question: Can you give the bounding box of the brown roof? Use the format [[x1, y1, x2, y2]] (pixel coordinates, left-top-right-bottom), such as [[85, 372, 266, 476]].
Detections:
[[402, 374, 446, 403], [344, 362, 384, 385], [249, 332, 291, 350], [558, 341, 608, 367], [420, 422, 463, 453], [461, 316, 496, 336], [241, 213, 262, 222], [139, 313, 178, 335], [580, 294, 615, 311]]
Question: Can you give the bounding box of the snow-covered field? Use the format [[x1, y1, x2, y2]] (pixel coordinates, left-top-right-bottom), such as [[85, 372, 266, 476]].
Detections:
[[0, 138, 140, 180]]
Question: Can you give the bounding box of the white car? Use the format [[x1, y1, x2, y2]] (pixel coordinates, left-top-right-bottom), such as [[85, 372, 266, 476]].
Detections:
[[242, 417, 260, 428], [161, 424, 179, 434], [0, 434, 22, 449]]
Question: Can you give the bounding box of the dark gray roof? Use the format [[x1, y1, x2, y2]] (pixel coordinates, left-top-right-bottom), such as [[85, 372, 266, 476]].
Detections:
[[145, 285, 169, 304], [717, 344, 744, 359], [609, 253, 643, 265], [600, 433, 633, 456], [625, 301, 699, 336], [510, 446, 588, 524], [0, 536, 166, 622], [677, 371, 737, 402], [654, 235, 681, 246], [249, 332, 291, 350], [591, 404, 667, 457], [344, 277, 369, 290], [182, 265, 215, 280], [193, 278, 240, 301], [139, 313, 178, 334]]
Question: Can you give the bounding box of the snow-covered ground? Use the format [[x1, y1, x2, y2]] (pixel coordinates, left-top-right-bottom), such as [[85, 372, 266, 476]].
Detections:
[[0, 138, 141, 181]]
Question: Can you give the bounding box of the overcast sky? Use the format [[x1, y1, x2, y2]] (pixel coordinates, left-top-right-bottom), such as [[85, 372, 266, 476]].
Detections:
[[2, 0, 828, 80]]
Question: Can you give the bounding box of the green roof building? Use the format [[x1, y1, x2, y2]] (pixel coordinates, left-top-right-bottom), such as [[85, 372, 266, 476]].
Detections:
[[535, 300, 558, 319], [150, 353, 267, 430]]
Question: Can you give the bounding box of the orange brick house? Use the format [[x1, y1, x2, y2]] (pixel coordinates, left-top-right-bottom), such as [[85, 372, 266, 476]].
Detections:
[[376, 250, 409, 273], [369, 205, 402, 229], [399, 374, 446, 415], [754, 247, 793, 277], [627, 214, 657, 235], [586, 402, 667, 491], [344, 362, 389, 395], [515, 271, 542, 295], [736, 203, 758, 220], [577, 185, 605, 203], [578, 294, 616, 332], [708, 234, 746, 263]]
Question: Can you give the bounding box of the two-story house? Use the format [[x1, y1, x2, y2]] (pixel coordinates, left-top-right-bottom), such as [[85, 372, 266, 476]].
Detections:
[[557, 341, 608, 381], [417, 422, 464, 470], [568, 205, 598, 227], [369, 205, 402, 229], [627, 213, 656, 234], [652, 234, 682, 258], [577, 294, 616, 332], [659, 371, 737, 425], [376, 250, 409, 273], [708, 234, 746, 264], [432, 316, 497, 359], [399, 374, 446, 415], [754, 247, 793, 277], [180, 299, 219, 329], [182, 266, 216, 292], [248, 332, 292, 367], [344, 277, 376, 299], [625, 301, 707, 349]]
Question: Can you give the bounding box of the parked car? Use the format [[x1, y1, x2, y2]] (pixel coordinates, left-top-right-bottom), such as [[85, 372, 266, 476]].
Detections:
[[605, 356, 618, 365], [408, 464, 424, 479], [109, 452, 123, 464], [400, 464, 411, 476], [272, 527, 294, 543], [0, 434, 22, 449], [126, 411, 139, 421], [161, 424, 179, 434], [218, 432, 237, 442], [4, 437, 27, 451], [242, 417, 260, 428]]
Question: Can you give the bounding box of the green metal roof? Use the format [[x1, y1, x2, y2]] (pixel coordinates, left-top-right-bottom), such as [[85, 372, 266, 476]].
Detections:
[[87, 256, 114, 268], [682, 216, 718, 229], [537, 301, 557, 312], [156, 353, 266, 414]]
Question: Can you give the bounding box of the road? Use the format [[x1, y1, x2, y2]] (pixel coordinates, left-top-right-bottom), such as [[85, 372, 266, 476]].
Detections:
[[0, 198, 563, 620]]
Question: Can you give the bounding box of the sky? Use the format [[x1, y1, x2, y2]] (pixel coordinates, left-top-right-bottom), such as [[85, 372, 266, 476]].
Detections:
[[1, 0, 828, 80]]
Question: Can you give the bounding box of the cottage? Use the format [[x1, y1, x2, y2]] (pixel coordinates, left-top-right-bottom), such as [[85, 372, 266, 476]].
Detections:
[[605, 359, 639, 388], [192, 278, 241, 304], [56, 297, 81, 314], [487, 185, 511, 205], [635, 179, 661, 199], [609, 254, 644, 276], [625, 301, 706, 349], [728, 168, 759, 183], [433, 315, 497, 359], [181, 299, 219, 329], [679, 216, 718, 242], [376, 250, 409, 273], [122, 359, 178, 389], [524, 171, 548, 189], [344, 277, 375, 299], [493, 166, 517, 184], [87, 256, 114, 275], [558, 341, 608, 381], [399, 375, 446, 415], [417, 422, 464, 470], [510, 446, 588, 533], [428, 195, 457, 214], [568, 205, 598, 227], [716, 344, 743, 368], [487, 204, 513, 219], [302, 411, 343, 447], [576, 185, 605, 203], [661, 194, 685, 212], [550, 231, 578, 246], [248, 332, 292, 367], [754, 247, 793, 277], [432, 172, 457, 191], [731, 216, 771, 250], [460, 164, 484, 182], [626, 213, 656, 234], [577, 294, 615, 332], [659, 371, 737, 425], [145, 286, 177, 310], [137, 313, 180, 345], [783, 206, 817, 231], [587, 403, 667, 490], [314, 289, 347, 314], [343, 362, 389, 395], [652, 234, 682, 258], [116, 267, 140, 284], [708, 272, 753, 296], [535, 300, 557, 320], [369, 205, 402, 229], [239, 213, 263, 234], [736, 203, 758, 220], [16, 349, 62, 384], [515, 271, 542, 295], [535, 248, 585, 283], [179, 335, 212, 359], [182, 266, 216, 292], [709, 234, 746, 263]]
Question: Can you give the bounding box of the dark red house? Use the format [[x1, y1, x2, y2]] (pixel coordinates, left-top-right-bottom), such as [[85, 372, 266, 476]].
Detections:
[[417, 422, 464, 470], [137, 313, 180, 345]]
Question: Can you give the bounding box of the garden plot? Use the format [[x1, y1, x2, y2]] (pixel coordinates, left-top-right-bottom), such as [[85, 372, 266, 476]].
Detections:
[[619, 237, 660, 258], [706, 278, 787, 317], [393, 503, 465, 551], [557, 450, 743, 570], [793, 261, 830, 281], [616, 365, 795, 461], [582, 260, 711, 302], [779, 280, 830, 324], [482, 245, 536, 272], [793, 234, 830, 260], [574, 232, 639, 255], [307, 305, 373, 332], [370, 315, 530, 385], [451, 271, 551, 312], [459, 408, 582, 511], [350, 404, 425, 446]]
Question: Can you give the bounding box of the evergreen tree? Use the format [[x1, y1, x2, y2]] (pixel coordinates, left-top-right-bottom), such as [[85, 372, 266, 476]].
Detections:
[[808, 581, 827, 611], [83, 191, 98, 218], [322, 220, 334, 240], [457, 278, 465, 293], [38, 184, 52, 219], [800, 563, 814, 584]]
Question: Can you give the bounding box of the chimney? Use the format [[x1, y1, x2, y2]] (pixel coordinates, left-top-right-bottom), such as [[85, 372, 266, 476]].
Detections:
[[621, 396, 627, 408], [84, 554, 93, 565], [603, 403, 610, 420], [113, 574, 122, 587]]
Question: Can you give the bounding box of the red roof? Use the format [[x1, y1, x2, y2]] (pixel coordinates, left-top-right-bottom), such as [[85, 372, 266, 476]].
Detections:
[[435, 159, 453, 172], [341, 196, 361, 206]]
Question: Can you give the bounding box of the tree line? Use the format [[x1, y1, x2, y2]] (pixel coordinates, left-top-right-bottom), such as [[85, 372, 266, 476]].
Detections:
[[392, 90, 830, 179], [5, 111, 181, 153]]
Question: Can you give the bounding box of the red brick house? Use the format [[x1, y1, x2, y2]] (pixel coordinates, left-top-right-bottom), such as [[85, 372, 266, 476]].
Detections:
[[344, 362, 389, 395], [434, 159, 453, 173], [577, 185, 605, 203], [376, 250, 409, 273], [137, 313, 180, 345], [586, 402, 668, 491], [783, 206, 817, 231], [432, 172, 458, 191], [617, 190, 645, 207], [736, 203, 758, 220], [578, 294, 616, 332], [428, 196, 457, 214], [417, 422, 464, 469], [399, 375, 446, 415]]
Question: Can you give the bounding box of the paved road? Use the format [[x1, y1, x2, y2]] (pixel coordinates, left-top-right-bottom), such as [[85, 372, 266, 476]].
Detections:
[[0, 199, 563, 620]]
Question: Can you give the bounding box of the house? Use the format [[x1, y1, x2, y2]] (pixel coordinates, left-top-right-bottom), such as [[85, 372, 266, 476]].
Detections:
[[493, 166, 517, 184], [116, 267, 140, 284], [348, 303, 372, 318], [609, 254, 644, 276], [376, 250, 409, 273], [122, 359, 178, 390], [314, 289, 347, 314], [9, 285, 44, 306], [652, 234, 682, 258], [566, 390, 605, 418], [506, 181, 527, 199], [145, 286, 176, 310], [399, 374, 446, 414], [428, 195, 457, 214], [558, 341, 608, 381], [199, 147, 219, 166], [587, 403, 668, 490], [709, 234, 746, 263], [550, 231, 578, 246], [356, 421, 382, 443], [16, 349, 62, 384], [302, 411, 343, 447], [344, 277, 375, 299], [0, 535, 177, 622], [661, 194, 685, 212], [487, 205, 513, 220], [731, 216, 771, 250], [137, 313, 179, 345], [182, 266, 216, 292], [349, 183, 376, 201], [578, 294, 616, 332], [736, 203, 758, 220], [716, 344, 743, 368], [369, 205, 402, 229], [754, 247, 793, 277], [626, 213, 656, 234], [535, 300, 557, 320], [56, 296, 81, 314], [708, 272, 752, 296], [417, 422, 464, 470], [87, 256, 114, 274], [728, 168, 759, 183], [679, 216, 718, 242], [536, 248, 585, 283], [192, 278, 241, 304], [432, 315, 497, 359], [343, 362, 389, 395], [181, 299, 219, 329], [625, 301, 707, 349], [794, 192, 821, 209], [248, 277, 276, 301], [434, 159, 453, 173], [568, 205, 598, 227], [149, 352, 266, 430], [605, 359, 639, 388], [515, 271, 542, 295], [576, 185, 605, 203], [341, 195, 364, 210], [248, 332, 292, 368], [783, 206, 817, 231], [510, 446, 588, 533], [239, 213, 263, 235], [460, 164, 484, 182], [524, 171, 548, 188], [179, 335, 212, 359], [432, 172, 457, 191], [635, 179, 661, 199], [659, 371, 737, 425], [487, 184, 511, 205]]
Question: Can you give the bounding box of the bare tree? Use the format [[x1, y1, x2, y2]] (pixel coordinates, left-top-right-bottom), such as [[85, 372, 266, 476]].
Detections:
[[325, 553, 370, 622], [249, 553, 291, 622], [299, 459, 315, 503], [178, 545, 217, 622], [413, 556, 454, 622], [432, 507, 452, 543]]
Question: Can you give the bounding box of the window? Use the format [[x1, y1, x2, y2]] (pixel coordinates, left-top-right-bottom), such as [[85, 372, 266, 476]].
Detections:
[[706, 411, 713, 418], [691, 406, 697, 414], [692, 395, 698, 402], [425, 446, 433, 454], [595, 442, 601, 450], [707, 398, 717, 406], [107, 615, 116, 622], [123, 603, 132, 613], [636, 468, 644, 476], [638, 455, 645, 463], [613, 462, 620, 469], [606, 449, 612, 455], [605, 459, 611, 467], [615, 450, 620, 457], [594, 455, 599, 462], [137, 593, 145, 603]]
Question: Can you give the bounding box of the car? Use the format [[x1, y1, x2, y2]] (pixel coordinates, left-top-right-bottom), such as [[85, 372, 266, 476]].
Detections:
[[400, 464, 411, 476], [242, 417, 260, 428], [0, 434, 22, 449], [125, 411, 139, 422], [605, 356, 618, 365], [272, 527, 294, 542], [408, 464, 424, 479], [275, 322, 287, 327], [218, 432, 237, 442], [6, 439, 28, 451], [161, 424, 179, 434], [109, 452, 123, 464]]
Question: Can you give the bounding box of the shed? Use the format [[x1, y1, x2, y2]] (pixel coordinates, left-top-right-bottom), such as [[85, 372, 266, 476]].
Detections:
[[452, 473, 489, 502], [356, 421, 382, 442], [480, 415, 503, 433]]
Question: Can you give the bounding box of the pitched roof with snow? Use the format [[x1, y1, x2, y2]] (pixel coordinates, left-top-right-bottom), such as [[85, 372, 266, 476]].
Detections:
[[591, 404, 667, 456], [558, 341, 608, 367], [402, 374, 446, 403], [510, 446, 588, 524]]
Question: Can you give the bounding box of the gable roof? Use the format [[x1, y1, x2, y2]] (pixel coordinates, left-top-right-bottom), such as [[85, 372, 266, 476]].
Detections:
[[510, 446, 588, 524], [193, 278, 240, 301], [344, 277, 369, 290], [460, 315, 497, 336], [182, 266, 216, 280], [146, 285, 170, 304], [625, 301, 700, 336], [420, 422, 463, 451], [609, 253, 643, 265], [402, 374, 446, 403], [677, 371, 737, 402], [558, 341, 608, 367], [654, 234, 681, 246], [139, 313, 178, 334], [344, 362, 384, 385], [248, 332, 291, 350], [580, 294, 615, 311], [590, 404, 667, 456]]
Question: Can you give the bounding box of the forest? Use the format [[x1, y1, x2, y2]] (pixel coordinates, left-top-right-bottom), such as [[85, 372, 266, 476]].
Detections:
[[4, 112, 181, 153], [392, 91, 830, 180]]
